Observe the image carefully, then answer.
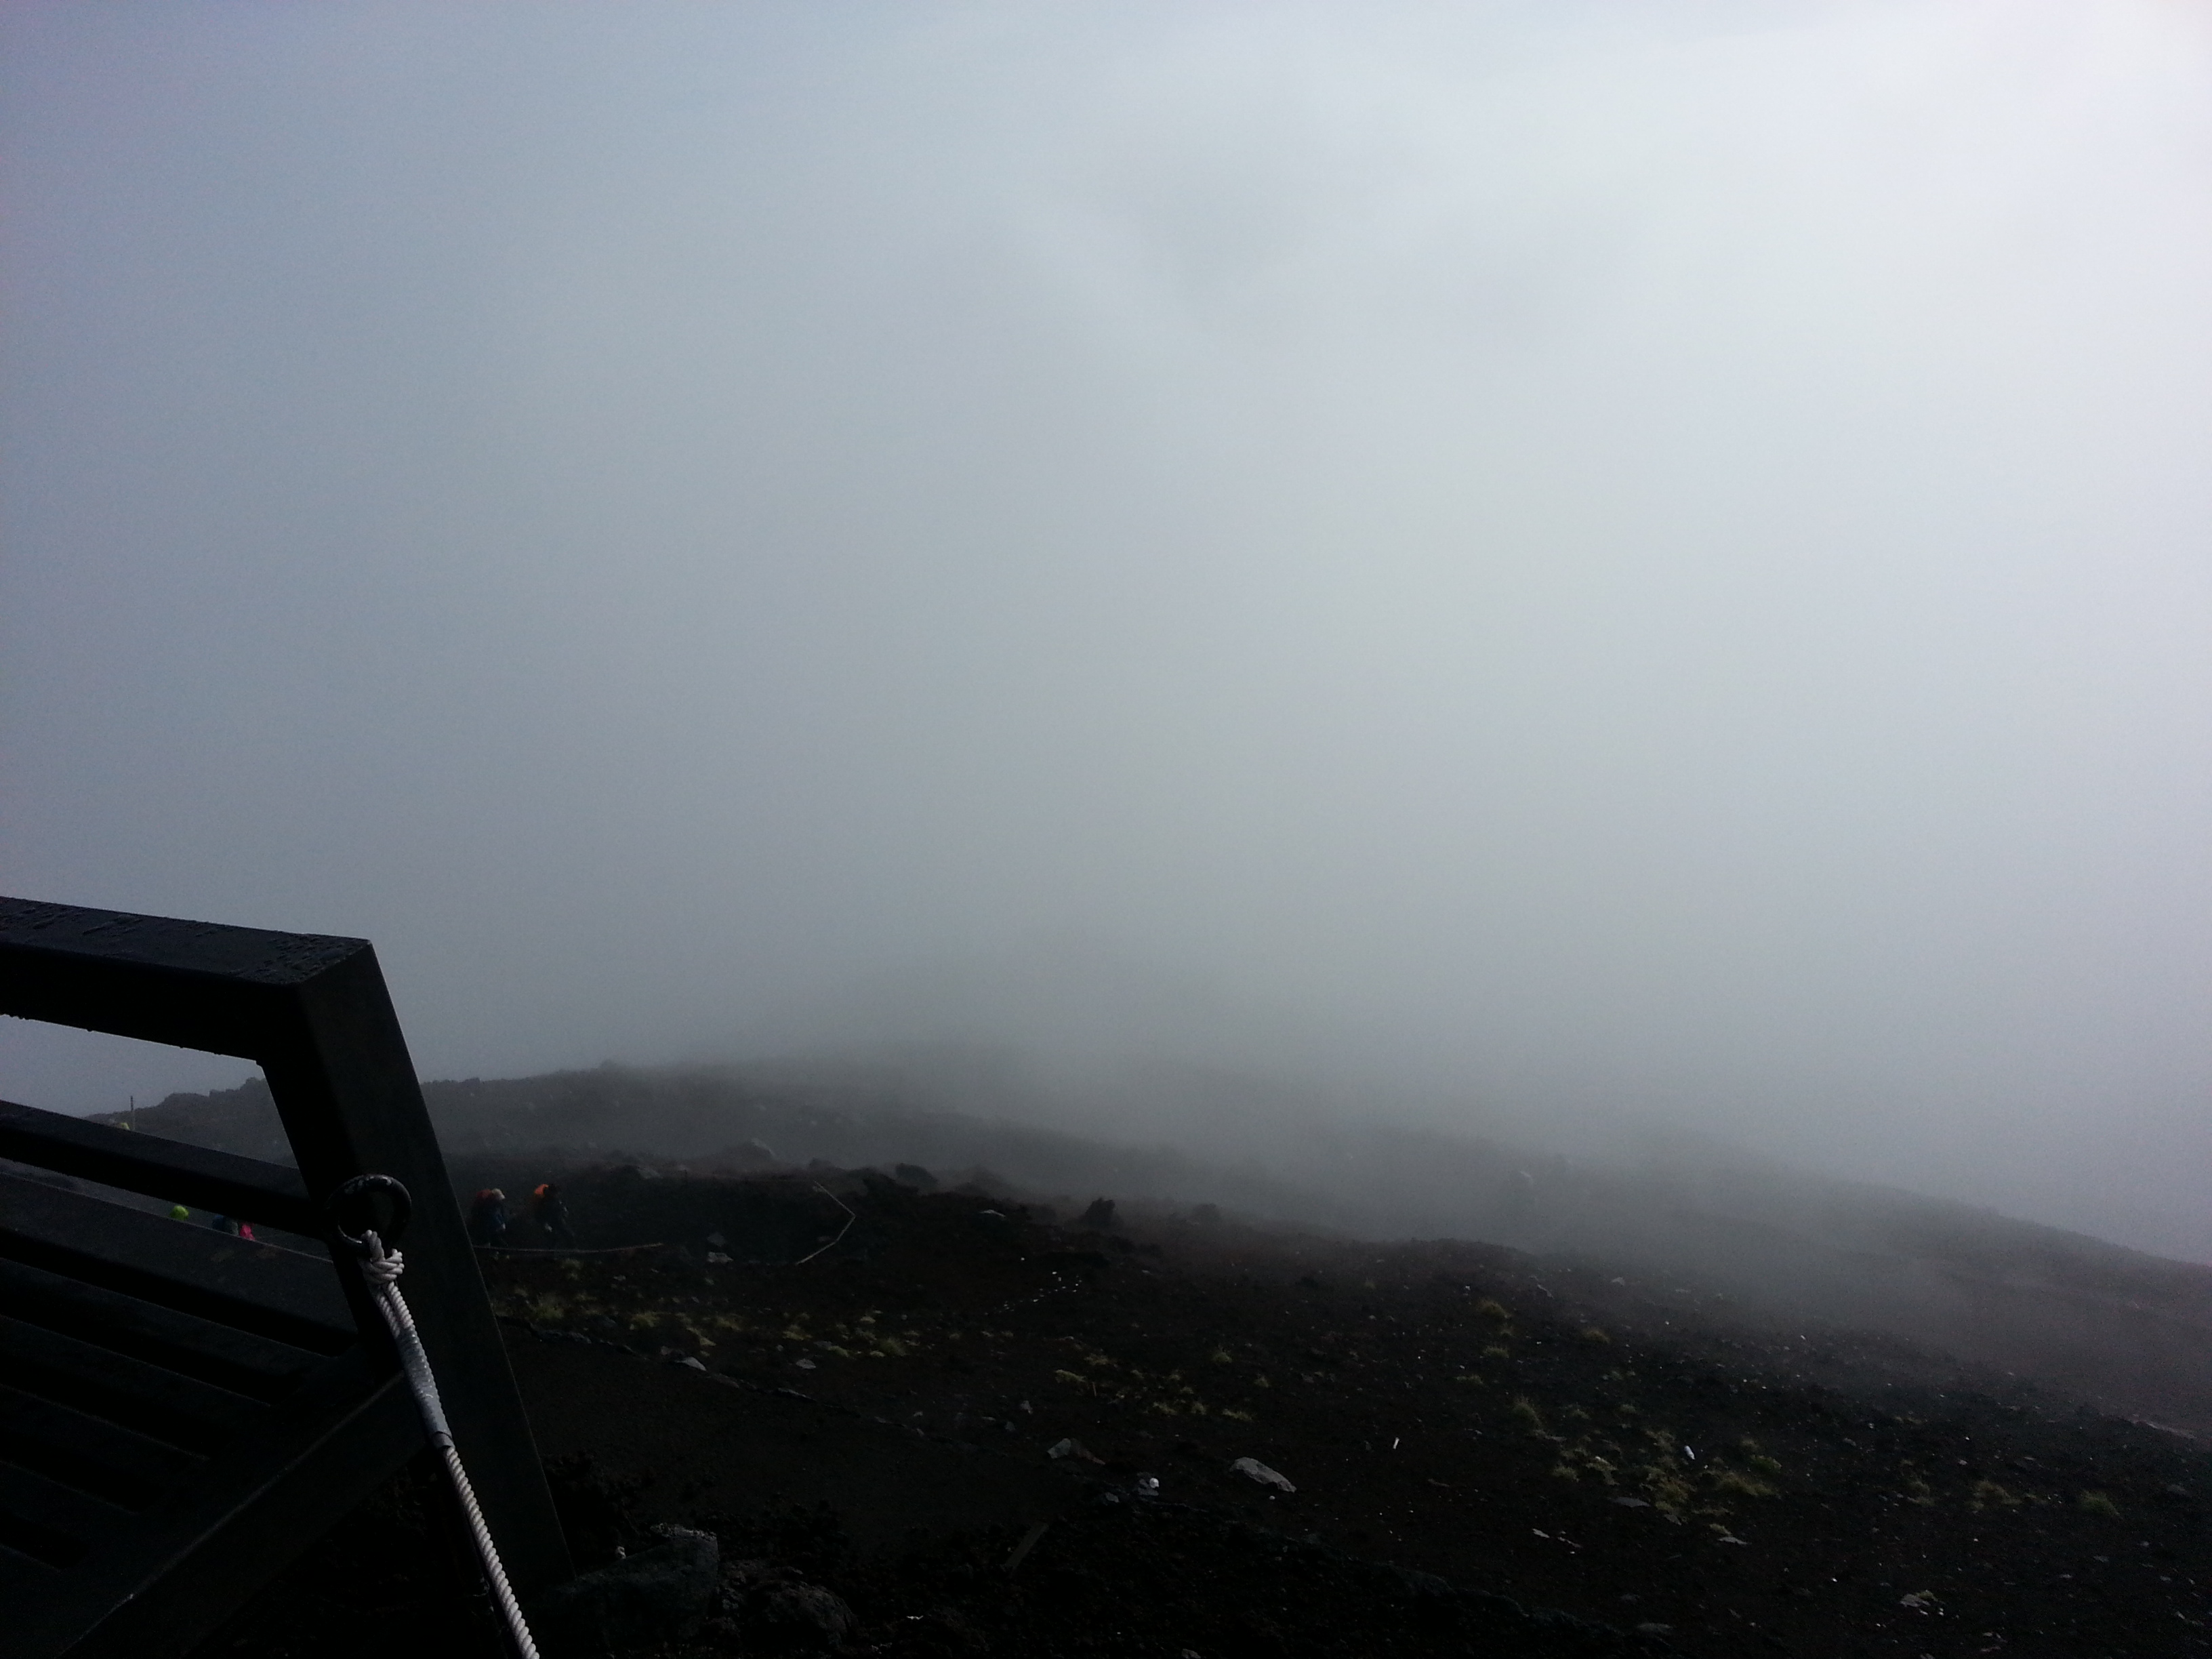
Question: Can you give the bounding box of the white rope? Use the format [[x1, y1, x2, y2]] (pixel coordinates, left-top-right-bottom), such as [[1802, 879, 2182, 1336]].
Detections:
[[361, 1231, 541, 1659], [792, 1183, 857, 1265]]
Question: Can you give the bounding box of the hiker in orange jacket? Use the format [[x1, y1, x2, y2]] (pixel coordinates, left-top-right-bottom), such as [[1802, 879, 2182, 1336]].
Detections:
[[531, 1182, 575, 1247]]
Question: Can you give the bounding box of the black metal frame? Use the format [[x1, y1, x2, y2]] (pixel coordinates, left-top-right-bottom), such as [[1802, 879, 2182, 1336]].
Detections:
[[0, 897, 570, 1657]]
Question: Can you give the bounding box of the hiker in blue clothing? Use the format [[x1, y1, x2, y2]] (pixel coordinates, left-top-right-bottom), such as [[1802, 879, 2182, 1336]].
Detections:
[[468, 1187, 509, 1247]]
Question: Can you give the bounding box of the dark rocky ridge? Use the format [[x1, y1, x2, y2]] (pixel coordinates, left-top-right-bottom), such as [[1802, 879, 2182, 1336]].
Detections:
[[110, 1063, 2212, 1436]]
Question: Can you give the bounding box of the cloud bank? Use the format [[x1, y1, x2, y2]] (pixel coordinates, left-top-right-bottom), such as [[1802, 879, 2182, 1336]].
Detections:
[[5, 1, 2209, 1257]]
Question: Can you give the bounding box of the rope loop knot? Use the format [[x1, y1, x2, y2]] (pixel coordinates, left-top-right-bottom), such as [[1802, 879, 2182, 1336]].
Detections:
[[325, 1174, 539, 1659]]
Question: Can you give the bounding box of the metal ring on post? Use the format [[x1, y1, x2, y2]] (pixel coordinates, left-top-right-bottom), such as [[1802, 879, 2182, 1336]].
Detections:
[[327, 1172, 413, 1255]]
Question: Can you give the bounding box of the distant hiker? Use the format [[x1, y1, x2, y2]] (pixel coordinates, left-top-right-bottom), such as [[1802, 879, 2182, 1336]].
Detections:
[[210, 1214, 239, 1235], [468, 1188, 509, 1248], [168, 1204, 191, 1223], [531, 1182, 574, 1246]]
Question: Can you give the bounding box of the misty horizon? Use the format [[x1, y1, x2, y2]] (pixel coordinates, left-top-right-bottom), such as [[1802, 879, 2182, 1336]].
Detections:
[[5, 3, 2209, 1265]]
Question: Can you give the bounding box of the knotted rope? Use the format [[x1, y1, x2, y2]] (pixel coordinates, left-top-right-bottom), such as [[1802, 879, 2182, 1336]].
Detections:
[[358, 1227, 541, 1659]]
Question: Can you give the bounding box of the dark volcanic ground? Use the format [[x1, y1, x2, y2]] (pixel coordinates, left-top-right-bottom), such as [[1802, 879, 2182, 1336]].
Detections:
[[203, 1166, 2211, 1658]]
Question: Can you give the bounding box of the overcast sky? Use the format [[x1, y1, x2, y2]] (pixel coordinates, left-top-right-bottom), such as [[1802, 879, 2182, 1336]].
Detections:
[[5, 1, 2210, 1259]]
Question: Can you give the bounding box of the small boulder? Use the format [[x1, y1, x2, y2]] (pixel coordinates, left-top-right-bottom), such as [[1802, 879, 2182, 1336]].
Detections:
[[1230, 1456, 1296, 1493], [743, 1577, 859, 1653], [531, 1527, 720, 1656]]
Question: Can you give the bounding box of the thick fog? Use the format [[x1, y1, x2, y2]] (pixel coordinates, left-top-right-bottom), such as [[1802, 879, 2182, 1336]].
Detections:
[[5, 3, 2210, 1261]]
